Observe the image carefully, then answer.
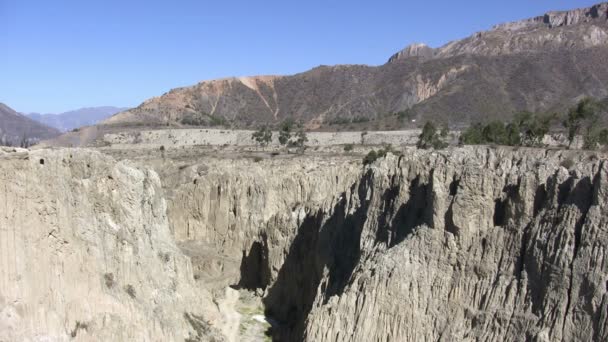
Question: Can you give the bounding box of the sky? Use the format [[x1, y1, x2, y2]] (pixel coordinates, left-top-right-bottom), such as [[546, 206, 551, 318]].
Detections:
[[0, 0, 601, 113]]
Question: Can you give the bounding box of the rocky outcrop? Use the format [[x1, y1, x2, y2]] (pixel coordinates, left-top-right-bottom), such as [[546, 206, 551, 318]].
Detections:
[[390, 2, 608, 62], [302, 148, 608, 341], [0, 147, 224, 341], [162, 146, 608, 341], [497, 2, 608, 30], [387, 43, 436, 62]]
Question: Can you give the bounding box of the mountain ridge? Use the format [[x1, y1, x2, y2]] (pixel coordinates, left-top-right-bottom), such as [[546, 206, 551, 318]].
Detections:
[[86, 2, 608, 134], [27, 106, 128, 132], [0, 103, 60, 145]]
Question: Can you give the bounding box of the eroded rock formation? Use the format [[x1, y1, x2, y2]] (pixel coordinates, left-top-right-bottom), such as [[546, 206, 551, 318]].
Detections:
[[164, 147, 608, 341], [2, 145, 607, 341], [0, 147, 224, 341]]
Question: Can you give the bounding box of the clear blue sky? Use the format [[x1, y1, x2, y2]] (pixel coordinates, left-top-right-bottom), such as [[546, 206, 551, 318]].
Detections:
[[0, 0, 600, 113]]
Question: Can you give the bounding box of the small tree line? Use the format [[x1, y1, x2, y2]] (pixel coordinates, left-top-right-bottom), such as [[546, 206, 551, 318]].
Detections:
[[0, 133, 31, 148], [459, 111, 554, 147], [251, 120, 308, 151], [417, 97, 608, 150]]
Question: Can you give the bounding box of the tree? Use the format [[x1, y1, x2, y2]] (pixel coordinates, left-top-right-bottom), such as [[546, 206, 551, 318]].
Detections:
[[600, 128, 608, 147], [564, 98, 601, 147], [278, 120, 293, 146], [583, 126, 608, 150], [417, 121, 448, 149], [292, 128, 308, 153], [362, 150, 378, 165], [505, 123, 522, 146], [583, 129, 600, 150], [251, 126, 272, 148], [460, 123, 484, 145], [19, 133, 30, 148], [510, 111, 555, 147], [482, 121, 507, 145]]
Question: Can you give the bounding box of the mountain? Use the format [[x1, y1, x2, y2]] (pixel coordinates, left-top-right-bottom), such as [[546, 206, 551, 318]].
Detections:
[[27, 106, 128, 132], [97, 2, 608, 129], [0, 103, 60, 145]]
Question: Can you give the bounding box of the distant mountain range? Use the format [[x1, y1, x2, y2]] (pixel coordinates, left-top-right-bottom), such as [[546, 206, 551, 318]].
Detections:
[[101, 2, 608, 130], [0, 103, 60, 145], [27, 106, 128, 132]]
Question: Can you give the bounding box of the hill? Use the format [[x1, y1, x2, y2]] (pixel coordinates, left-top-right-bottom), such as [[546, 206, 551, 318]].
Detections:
[[101, 2, 608, 130], [0, 103, 60, 145]]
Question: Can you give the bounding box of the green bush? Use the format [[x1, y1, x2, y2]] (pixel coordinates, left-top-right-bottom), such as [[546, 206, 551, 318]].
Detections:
[[564, 98, 601, 147], [600, 129, 608, 146], [417, 121, 448, 149], [363, 150, 378, 165], [460, 112, 553, 147], [343, 144, 354, 152], [251, 126, 272, 147], [460, 123, 484, 145], [362, 145, 401, 165], [181, 112, 227, 126]]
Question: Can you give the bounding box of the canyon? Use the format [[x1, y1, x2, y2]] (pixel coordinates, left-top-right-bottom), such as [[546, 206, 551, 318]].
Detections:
[[2, 143, 607, 341], [2, 2, 608, 341]]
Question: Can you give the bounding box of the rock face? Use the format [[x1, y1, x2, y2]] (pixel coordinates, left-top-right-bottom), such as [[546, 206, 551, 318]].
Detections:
[[93, 2, 608, 132], [3, 144, 607, 341], [162, 146, 608, 341], [387, 43, 436, 62], [0, 147, 223, 341]]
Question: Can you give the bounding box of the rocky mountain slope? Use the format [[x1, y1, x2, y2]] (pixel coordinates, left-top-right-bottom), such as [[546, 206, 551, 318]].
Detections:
[[2, 144, 607, 341], [102, 2, 608, 129], [0, 103, 60, 145], [27, 106, 128, 132]]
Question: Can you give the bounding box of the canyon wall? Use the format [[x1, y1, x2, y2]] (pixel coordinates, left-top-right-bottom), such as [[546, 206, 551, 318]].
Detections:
[[0, 147, 224, 341], [2, 145, 606, 341], [167, 147, 608, 341]]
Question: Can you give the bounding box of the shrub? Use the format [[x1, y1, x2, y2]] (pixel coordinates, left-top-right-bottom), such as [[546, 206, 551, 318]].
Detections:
[[362, 150, 378, 165], [352, 116, 370, 123], [327, 117, 351, 125], [70, 321, 89, 338], [564, 98, 601, 147], [460, 123, 484, 145], [582, 126, 608, 150], [417, 121, 448, 149], [362, 145, 401, 165], [181, 112, 227, 126], [600, 129, 608, 147], [515, 111, 554, 146], [253, 156, 263, 162], [124, 284, 136, 299], [343, 144, 354, 152], [251, 126, 272, 147], [461, 112, 553, 147], [104, 273, 115, 289], [278, 120, 293, 145]]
